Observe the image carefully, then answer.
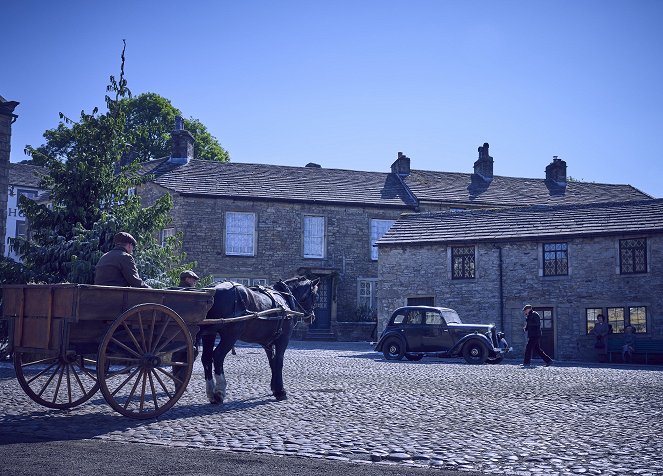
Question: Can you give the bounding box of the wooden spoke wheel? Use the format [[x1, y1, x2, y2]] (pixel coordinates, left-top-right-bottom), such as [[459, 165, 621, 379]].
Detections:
[[14, 350, 99, 409], [97, 303, 193, 419]]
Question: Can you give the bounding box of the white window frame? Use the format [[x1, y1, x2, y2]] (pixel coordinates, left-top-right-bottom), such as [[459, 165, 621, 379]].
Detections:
[[357, 278, 378, 309], [159, 227, 175, 247], [303, 215, 326, 258], [370, 219, 395, 260], [225, 211, 256, 256]]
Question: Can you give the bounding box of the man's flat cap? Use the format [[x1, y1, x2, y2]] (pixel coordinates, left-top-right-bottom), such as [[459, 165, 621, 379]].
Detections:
[[180, 270, 199, 280], [113, 232, 137, 246]]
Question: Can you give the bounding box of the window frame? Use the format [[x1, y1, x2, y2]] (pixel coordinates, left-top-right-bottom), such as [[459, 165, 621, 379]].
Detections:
[[542, 242, 568, 276], [370, 219, 395, 261], [225, 211, 256, 256], [587, 306, 647, 334], [619, 238, 647, 274], [159, 227, 175, 248], [451, 245, 476, 280], [303, 215, 326, 259]]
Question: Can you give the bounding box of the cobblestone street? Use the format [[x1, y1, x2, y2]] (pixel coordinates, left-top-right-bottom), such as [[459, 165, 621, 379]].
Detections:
[[1, 341, 662, 475]]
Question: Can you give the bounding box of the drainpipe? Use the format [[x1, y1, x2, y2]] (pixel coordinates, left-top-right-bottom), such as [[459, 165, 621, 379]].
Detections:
[[498, 245, 504, 331]]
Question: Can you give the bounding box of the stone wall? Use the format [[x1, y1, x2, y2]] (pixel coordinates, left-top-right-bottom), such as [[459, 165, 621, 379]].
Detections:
[[378, 234, 663, 361], [140, 182, 405, 326]]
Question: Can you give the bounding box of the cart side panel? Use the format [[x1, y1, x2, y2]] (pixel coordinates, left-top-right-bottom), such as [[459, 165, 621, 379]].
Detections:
[[76, 286, 214, 325], [2, 285, 76, 351]]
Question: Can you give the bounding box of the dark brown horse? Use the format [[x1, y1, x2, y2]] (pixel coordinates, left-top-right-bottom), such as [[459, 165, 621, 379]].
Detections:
[[199, 276, 319, 404]]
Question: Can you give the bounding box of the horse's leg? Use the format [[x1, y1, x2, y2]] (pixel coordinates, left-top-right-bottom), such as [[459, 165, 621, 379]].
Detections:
[[266, 341, 287, 401], [200, 334, 216, 403], [210, 336, 236, 404]]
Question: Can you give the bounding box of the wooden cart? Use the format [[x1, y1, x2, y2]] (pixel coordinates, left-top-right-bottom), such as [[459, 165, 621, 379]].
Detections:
[[1, 284, 215, 419]]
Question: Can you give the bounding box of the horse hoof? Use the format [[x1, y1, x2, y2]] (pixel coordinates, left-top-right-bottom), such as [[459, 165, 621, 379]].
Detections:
[[274, 392, 287, 401]]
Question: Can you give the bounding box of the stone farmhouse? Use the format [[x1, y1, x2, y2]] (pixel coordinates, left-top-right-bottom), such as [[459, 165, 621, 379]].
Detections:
[[137, 126, 653, 344], [4, 163, 45, 261], [376, 200, 663, 362]]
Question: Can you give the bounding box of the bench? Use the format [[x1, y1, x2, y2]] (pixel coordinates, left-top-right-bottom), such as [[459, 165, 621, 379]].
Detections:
[[607, 336, 663, 364]]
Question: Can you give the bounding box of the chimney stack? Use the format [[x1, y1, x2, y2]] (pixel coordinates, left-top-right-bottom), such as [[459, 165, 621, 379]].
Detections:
[[391, 152, 411, 176], [473, 143, 493, 182], [169, 116, 194, 165], [545, 156, 567, 186]]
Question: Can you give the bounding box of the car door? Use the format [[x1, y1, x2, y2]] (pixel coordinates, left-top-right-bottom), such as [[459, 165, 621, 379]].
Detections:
[[422, 311, 454, 351], [403, 310, 426, 351]]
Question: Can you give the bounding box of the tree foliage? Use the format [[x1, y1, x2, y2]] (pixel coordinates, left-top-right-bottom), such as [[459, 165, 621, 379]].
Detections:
[[25, 93, 229, 166], [3, 42, 195, 287]]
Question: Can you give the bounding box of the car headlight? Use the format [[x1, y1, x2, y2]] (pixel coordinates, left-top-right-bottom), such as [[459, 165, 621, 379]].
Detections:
[[497, 331, 505, 339]]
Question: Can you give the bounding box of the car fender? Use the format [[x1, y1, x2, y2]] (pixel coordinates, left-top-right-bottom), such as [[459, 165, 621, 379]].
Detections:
[[451, 333, 493, 356], [374, 331, 407, 352]]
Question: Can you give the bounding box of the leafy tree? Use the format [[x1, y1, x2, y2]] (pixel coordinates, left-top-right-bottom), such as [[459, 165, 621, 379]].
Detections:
[[4, 41, 195, 287], [24, 92, 228, 166]]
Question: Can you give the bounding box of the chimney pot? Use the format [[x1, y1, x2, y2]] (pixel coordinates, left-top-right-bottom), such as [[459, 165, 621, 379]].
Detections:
[[391, 152, 411, 176], [473, 142, 493, 181], [545, 155, 567, 186], [169, 117, 194, 165]]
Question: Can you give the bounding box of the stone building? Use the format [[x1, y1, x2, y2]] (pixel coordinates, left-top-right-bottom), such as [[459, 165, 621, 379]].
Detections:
[[0, 96, 20, 257], [138, 126, 653, 342], [4, 163, 46, 261], [138, 124, 415, 340], [376, 200, 663, 361]]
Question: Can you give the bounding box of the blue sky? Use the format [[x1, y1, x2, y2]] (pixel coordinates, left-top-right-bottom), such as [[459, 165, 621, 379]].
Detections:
[[3, 0, 662, 197]]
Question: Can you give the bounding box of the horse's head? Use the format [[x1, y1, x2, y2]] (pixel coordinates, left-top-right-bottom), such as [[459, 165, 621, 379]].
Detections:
[[277, 276, 320, 323]]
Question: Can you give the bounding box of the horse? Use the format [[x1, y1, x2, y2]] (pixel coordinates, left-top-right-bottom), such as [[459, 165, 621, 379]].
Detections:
[[199, 276, 319, 404]]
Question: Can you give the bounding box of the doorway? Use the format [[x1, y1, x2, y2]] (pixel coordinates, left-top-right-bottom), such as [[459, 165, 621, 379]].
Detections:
[[534, 307, 555, 358]]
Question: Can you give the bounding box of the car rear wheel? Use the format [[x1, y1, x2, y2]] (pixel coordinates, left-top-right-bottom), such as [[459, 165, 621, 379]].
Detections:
[[405, 354, 423, 361], [462, 341, 487, 364], [382, 337, 405, 361]]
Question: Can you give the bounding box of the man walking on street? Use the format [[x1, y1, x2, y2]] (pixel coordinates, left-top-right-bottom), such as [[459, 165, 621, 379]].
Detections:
[[522, 304, 553, 368]]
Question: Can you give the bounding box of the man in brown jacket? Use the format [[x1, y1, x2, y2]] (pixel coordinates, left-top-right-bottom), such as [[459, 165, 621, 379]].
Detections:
[[94, 232, 151, 288]]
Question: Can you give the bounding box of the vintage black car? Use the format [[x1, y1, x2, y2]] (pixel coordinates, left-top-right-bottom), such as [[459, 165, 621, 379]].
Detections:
[[374, 306, 511, 364]]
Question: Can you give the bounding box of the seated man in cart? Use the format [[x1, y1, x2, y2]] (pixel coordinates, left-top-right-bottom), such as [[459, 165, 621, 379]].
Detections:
[[94, 232, 151, 288]]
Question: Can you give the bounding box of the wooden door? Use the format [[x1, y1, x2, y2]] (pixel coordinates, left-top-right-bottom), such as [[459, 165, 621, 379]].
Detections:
[[535, 307, 555, 358]]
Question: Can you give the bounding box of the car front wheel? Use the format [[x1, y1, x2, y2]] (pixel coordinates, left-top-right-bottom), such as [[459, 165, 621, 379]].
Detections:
[[462, 341, 487, 364], [382, 337, 406, 361]]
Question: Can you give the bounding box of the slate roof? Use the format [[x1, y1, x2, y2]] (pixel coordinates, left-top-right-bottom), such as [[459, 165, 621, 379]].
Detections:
[[403, 170, 652, 207], [377, 199, 663, 245], [8, 163, 46, 188], [141, 158, 416, 208]]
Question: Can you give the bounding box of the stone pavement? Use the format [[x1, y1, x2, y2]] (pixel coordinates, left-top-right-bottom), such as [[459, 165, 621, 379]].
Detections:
[[1, 341, 662, 476]]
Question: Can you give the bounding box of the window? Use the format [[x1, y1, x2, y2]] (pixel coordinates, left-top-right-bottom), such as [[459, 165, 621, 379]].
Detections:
[[303, 216, 325, 258], [586, 308, 603, 334], [620, 238, 647, 274], [357, 279, 377, 319], [628, 307, 647, 333], [225, 212, 256, 256], [587, 307, 647, 334], [425, 312, 443, 325], [159, 228, 175, 247], [607, 307, 625, 334], [15, 221, 28, 240], [543, 242, 568, 276], [452, 246, 475, 279], [370, 219, 395, 260], [215, 277, 267, 287]]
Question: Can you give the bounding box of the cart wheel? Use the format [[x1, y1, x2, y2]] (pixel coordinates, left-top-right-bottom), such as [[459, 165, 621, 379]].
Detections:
[[14, 350, 99, 409], [97, 303, 193, 419]]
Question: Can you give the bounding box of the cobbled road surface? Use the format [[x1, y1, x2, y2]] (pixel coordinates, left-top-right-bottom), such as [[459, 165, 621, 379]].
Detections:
[[1, 341, 662, 476]]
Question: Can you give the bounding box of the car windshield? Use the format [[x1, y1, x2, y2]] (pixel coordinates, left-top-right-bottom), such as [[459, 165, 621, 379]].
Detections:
[[441, 310, 462, 324]]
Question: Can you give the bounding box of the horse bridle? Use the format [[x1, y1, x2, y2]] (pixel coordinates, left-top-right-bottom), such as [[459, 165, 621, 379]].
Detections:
[[276, 278, 317, 322]]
